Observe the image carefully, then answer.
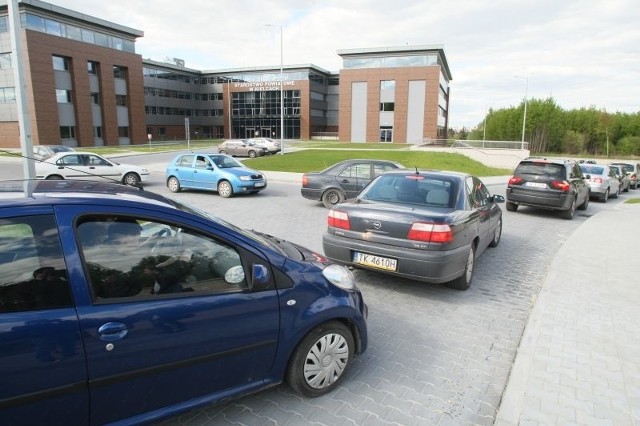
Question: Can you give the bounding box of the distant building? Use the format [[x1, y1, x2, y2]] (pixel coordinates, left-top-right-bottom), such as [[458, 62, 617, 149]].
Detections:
[[0, 0, 451, 148]]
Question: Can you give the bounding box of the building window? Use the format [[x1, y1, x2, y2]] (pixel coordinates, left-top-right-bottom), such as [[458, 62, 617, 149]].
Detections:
[[91, 93, 100, 104], [113, 66, 127, 79], [88, 61, 98, 74], [380, 80, 395, 90], [0, 53, 11, 69], [60, 126, 76, 139], [0, 87, 16, 103], [94, 126, 102, 138], [380, 102, 395, 112], [52, 55, 70, 71], [118, 127, 129, 137], [0, 16, 8, 33], [157, 128, 166, 136], [116, 95, 127, 106], [56, 89, 72, 103]]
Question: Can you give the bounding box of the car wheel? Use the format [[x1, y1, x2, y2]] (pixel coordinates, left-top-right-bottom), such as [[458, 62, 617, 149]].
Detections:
[[601, 189, 609, 202], [167, 176, 181, 193], [286, 321, 354, 397], [322, 189, 346, 208], [506, 202, 518, 212], [489, 218, 502, 248], [561, 197, 577, 220], [122, 172, 140, 186], [578, 192, 589, 210], [446, 243, 475, 290], [217, 180, 233, 198], [45, 175, 64, 180], [248, 150, 257, 158], [219, 150, 227, 155], [623, 183, 629, 192]]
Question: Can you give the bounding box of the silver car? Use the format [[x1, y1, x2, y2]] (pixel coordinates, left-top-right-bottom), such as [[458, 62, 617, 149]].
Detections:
[[579, 164, 620, 202], [217, 139, 267, 158], [609, 164, 631, 192], [247, 137, 281, 154]]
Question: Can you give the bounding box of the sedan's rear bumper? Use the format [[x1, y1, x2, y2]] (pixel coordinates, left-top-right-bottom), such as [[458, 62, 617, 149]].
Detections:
[[301, 188, 322, 201], [322, 233, 469, 284]]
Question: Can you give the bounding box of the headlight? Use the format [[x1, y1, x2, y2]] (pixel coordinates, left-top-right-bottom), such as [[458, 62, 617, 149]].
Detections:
[[239, 176, 251, 181], [322, 264, 356, 290]]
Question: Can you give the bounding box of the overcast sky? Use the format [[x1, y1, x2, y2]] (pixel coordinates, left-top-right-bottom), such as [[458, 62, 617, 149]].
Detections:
[[52, 0, 640, 129]]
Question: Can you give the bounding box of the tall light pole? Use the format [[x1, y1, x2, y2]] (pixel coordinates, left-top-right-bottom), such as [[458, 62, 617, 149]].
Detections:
[[514, 75, 528, 150], [266, 24, 284, 155]]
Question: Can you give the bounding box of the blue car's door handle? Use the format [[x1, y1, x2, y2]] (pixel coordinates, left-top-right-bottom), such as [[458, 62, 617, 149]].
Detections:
[[98, 322, 128, 342]]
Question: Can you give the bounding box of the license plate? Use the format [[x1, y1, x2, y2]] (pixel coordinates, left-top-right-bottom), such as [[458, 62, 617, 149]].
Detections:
[[352, 251, 397, 271], [525, 182, 546, 188], [254, 182, 265, 187]]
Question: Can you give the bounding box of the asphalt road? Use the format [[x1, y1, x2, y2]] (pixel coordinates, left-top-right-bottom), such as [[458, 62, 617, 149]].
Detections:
[[1, 153, 629, 425]]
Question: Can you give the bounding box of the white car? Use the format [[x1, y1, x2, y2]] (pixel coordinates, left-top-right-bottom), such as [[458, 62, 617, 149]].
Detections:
[[247, 137, 281, 154], [33, 144, 75, 160], [35, 151, 150, 186]]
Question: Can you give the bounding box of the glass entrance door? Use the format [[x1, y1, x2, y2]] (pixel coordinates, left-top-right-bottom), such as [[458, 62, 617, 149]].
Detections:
[[380, 126, 393, 143]]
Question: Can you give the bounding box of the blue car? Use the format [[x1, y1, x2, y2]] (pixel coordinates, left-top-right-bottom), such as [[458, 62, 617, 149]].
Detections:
[[0, 180, 368, 425], [166, 153, 267, 197]]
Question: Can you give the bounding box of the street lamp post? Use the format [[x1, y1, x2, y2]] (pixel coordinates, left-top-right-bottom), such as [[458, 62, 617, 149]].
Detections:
[[266, 24, 284, 155], [514, 75, 529, 150]]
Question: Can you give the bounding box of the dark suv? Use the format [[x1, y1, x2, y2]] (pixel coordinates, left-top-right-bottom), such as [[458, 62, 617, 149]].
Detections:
[[506, 158, 590, 219]]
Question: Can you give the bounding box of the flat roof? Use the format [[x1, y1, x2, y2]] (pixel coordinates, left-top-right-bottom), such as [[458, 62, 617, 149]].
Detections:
[[0, 0, 144, 37]]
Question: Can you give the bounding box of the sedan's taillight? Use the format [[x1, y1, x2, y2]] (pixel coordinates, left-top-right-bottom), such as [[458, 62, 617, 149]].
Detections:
[[328, 210, 350, 230], [508, 176, 523, 186], [551, 180, 571, 192], [302, 175, 308, 186], [407, 222, 453, 243]]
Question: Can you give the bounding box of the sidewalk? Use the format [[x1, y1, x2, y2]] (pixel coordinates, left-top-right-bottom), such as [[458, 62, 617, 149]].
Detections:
[[495, 202, 640, 425]]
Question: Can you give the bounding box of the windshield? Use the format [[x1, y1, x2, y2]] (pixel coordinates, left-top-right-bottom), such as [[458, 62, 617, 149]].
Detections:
[[361, 174, 456, 207], [579, 165, 604, 175], [208, 155, 243, 169], [613, 163, 633, 173]]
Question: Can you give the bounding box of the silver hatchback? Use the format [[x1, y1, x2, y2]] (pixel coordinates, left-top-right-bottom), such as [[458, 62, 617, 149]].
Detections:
[[217, 139, 267, 158]]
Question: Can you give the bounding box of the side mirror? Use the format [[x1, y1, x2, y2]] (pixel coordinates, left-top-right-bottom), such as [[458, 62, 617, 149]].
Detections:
[[492, 194, 505, 203]]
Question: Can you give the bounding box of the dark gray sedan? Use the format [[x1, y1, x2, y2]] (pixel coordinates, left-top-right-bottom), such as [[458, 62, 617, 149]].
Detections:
[[301, 159, 404, 208], [322, 170, 504, 290]]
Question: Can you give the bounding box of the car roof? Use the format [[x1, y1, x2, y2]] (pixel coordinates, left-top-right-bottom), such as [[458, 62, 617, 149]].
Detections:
[[0, 180, 178, 209], [383, 168, 469, 179]]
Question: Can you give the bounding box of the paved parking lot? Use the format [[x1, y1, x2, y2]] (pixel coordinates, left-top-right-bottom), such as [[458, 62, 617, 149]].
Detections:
[[145, 171, 598, 425]]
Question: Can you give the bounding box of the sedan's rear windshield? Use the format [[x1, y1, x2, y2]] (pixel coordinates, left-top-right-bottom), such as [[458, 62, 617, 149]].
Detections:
[[579, 165, 604, 175], [612, 163, 633, 173], [361, 174, 457, 207], [515, 162, 565, 179]]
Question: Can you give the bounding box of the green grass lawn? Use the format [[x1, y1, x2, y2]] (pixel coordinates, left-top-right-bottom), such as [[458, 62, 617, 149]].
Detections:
[[244, 149, 512, 175]]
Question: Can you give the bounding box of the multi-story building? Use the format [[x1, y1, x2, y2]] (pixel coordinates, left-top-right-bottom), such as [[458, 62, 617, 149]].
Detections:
[[0, 0, 451, 149]]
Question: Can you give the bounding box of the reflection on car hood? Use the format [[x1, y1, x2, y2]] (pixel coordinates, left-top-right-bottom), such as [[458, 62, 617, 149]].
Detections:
[[223, 167, 264, 178]]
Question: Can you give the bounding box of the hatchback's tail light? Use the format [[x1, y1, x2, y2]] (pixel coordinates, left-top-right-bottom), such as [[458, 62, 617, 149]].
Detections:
[[593, 177, 603, 184], [328, 210, 350, 230], [508, 176, 523, 186], [551, 180, 571, 192], [407, 222, 453, 243], [302, 175, 308, 187]]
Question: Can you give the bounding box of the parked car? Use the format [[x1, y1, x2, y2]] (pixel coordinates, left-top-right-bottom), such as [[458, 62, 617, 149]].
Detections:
[[0, 179, 368, 425], [35, 151, 149, 186], [165, 153, 267, 197], [32, 144, 75, 160], [610, 162, 639, 190], [322, 169, 504, 290], [609, 164, 631, 192], [218, 139, 267, 158], [247, 137, 281, 154], [302, 159, 405, 208], [506, 158, 590, 219], [579, 163, 621, 201]]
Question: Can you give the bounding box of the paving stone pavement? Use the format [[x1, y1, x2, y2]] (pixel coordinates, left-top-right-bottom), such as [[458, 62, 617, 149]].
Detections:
[[495, 202, 640, 426]]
